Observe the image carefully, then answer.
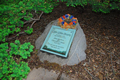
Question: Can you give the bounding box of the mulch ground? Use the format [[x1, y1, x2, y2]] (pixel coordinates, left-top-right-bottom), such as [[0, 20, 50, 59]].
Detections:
[[10, 2, 120, 80]]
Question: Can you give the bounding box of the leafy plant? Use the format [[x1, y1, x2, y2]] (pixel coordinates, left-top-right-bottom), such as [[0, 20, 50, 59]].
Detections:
[[0, 0, 58, 80], [24, 26, 33, 34], [0, 0, 58, 42], [0, 40, 34, 80], [10, 40, 34, 59], [57, 0, 120, 13]]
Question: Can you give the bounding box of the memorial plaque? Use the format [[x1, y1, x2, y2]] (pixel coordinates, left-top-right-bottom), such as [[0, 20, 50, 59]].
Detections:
[[40, 25, 76, 57]]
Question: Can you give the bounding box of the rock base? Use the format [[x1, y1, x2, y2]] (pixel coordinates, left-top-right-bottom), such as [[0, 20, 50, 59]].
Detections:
[[35, 20, 87, 66]]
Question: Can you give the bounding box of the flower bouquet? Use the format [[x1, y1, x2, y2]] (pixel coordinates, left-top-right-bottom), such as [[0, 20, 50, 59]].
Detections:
[[58, 14, 78, 30]]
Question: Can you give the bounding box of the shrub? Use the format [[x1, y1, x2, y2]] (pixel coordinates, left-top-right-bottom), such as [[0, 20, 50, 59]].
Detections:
[[0, 40, 34, 80], [0, 0, 58, 79], [57, 0, 120, 13], [0, 0, 58, 42]]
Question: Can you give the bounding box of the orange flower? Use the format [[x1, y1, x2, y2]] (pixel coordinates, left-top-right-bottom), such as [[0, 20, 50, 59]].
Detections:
[[72, 17, 77, 20], [64, 22, 68, 28], [67, 14, 70, 17], [58, 18, 63, 22], [69, 22, 73, 25]]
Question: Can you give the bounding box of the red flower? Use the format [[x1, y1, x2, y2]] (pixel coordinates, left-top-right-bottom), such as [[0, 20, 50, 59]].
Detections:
[[72, 21, 76, 23], [63, 15, 66, 19]]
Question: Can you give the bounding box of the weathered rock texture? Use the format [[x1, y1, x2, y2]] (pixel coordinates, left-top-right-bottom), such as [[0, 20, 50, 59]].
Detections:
[[23, 67, 78, 80], [35, 20, 87, 66]]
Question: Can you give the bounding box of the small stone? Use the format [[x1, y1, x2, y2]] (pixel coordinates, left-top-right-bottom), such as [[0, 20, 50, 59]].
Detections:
[[83, 63, 86, 66]]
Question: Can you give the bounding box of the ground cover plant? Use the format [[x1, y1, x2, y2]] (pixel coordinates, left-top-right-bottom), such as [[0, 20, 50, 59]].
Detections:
[[0, 0, 57, 79], [59, 0, 120, 13], [0, 0, 120, 80]]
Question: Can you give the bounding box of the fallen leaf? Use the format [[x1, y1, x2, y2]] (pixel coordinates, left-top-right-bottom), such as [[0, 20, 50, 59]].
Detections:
[[92, 59, 95, 62], [116, 60, 120, 64], [70, 70, 72, 73], [99, 72, 104, 80]]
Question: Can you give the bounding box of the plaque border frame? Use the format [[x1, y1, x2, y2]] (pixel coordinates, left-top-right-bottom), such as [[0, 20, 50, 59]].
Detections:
[[40, 25, 76, 57]]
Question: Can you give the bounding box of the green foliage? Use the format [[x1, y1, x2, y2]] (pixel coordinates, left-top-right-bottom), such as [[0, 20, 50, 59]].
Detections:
[[0, 0, 58, 42], [57, 0, 120, 13], [0, 40, 34, 80], [22, 0, 58, 13], [16, 28, 21, 32], [0, 0, 58, 80], [110, 2, 120, 10], [10, 40, 34, 59], [0, 0, 22, 5], [24, 26, 33, 34], [90, 0, 120, 13], [66, 0, 88, 7]]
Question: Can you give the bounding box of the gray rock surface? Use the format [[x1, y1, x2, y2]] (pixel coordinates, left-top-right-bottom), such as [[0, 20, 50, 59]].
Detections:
[[23, 67, 78, 80], [35, 20, 87, 66]]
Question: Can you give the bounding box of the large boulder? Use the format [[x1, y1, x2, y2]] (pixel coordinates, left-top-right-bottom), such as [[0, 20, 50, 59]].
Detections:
[[35, 20, 87, 66]]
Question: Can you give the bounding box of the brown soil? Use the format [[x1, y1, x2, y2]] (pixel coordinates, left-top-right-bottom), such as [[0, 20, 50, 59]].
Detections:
[[10, 2, 120, 80]]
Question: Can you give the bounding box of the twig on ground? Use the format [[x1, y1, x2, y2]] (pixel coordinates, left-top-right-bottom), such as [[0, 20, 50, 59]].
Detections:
[[100, 47, 119, 60], [85, 76, 90, 80], [110, 51, 115, 76], [84, 68, 99, 80], [23, 11, 41, 24], [6, 31, 25, 41], [6, 32, 23, 41], [100, 47, 116, 76], [30, 11, 43, 28], [57, 67, 63, 80], [24, 19, 33, 24]]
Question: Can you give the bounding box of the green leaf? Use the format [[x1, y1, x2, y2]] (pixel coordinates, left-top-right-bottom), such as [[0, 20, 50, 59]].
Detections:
[[0, 74, 3, 78], [19, 1, 23, 5], [15, 40, 20, 45], [15, 28, 21, 32], [110, 2, 118, 10], [17, 34, 19, 36], [24, 28, 33, 34], [24, 17, 31, 21]]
